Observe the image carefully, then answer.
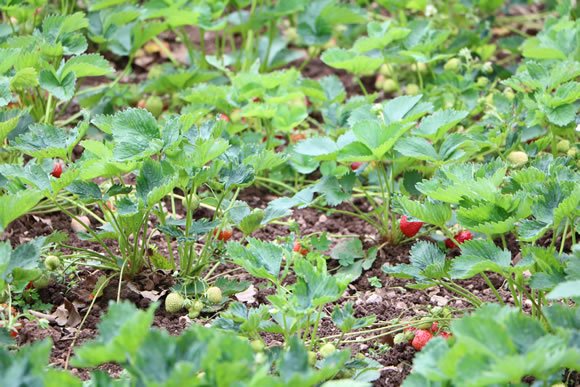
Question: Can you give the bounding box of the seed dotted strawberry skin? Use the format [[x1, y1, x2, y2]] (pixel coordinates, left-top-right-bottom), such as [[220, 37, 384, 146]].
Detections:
[[455, 230, 473, 243], [439, 331, 452, 339], [351, 162, 363, 171], [51, 162, 63, 178], [430, 322, 439, 333], [445, 230, 473, 248], [399, 216, 424, 237], [217, 113, 230, 122], [214, 229, 233, 241], [411, 329, 433, 351], [293, 241, 308, 256]]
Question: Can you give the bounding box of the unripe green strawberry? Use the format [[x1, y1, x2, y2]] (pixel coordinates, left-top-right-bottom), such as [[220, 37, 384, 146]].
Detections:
[[308, 46, 319, 57], [206, 286, 222, 304], [411, 62, 427, 74], [382, 79, 398, 93], [255, 352, 267, 365], [0, 290, 7, 303], [507, 151, 528, 167], [503, 87, 515, 101], [374, 74, 385, 89], [485, 93, 495, 105], [147, 65, 164, 80], [183, 299, 194, 309], [144, 96, 164, 118], [380, 64, 393, 77], [44, 255, 61, 271], [250, 339, 265, 352], [185, 194, 200, 211], [318, 343, 336, 358], [568, 147, 577, 158], [444, 58, 460, 72], [192, 300, 204, 312], [308, 351, 317, 365], [165, 292, 184, 313], [188, 307, 200, 318], [482, 61, 493, 74], [32, 273, 51, 289], [476, 77, 489, 87], [406, 83, 420, 96], [285, 27, 298, 42], [556, 140, 570, 153]]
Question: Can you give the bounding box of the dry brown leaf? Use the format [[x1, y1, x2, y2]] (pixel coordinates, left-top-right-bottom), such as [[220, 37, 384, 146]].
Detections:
[[235, 284, 257, 304], [53, 299, 81, 327]]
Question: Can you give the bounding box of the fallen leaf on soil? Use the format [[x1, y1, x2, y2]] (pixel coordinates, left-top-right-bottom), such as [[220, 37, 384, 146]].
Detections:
[[127, 282, 168, 301], [235, 285, 257, 304], [53, 299, 82, 327], [32, 215, 52, 228]]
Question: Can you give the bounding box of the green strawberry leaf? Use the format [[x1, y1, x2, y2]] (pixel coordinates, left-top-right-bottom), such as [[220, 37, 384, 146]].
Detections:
[[0, 190, 44, 232], [383, 241, 448, 282], [393, 196, 451, 228], [415, 109, 468, 141], [321, 48, 383, 76], [111, 108, 163, 161], [39, 69, 76, 101], [450, 240, 512, 279], [62, 53, 114, 78], [72, 302, 156, 368], [332, 302, 375, 333], [294, 258, 346, 309], [395, 137, 439, 161], [228, 238, 286, 282], [136, 159, 176, 208]]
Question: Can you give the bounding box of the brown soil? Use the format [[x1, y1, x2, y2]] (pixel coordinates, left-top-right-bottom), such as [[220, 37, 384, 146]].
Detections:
[[4, 185, 528, 386]]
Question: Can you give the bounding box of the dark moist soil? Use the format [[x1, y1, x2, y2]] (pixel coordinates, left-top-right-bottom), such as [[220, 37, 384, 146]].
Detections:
[[2, 7, 562, 385], [4, 186, 540, 386]]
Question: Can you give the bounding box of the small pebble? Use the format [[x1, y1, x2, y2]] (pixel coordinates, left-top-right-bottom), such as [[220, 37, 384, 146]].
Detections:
[[366, 294, 383, 304], [71, 216, 91, 233], [430, 295, 449, 306]]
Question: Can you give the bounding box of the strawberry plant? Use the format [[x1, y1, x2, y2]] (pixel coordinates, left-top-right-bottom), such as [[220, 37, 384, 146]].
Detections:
[[403, 303, 580, 386], [290, 93, 471, 244], [0, 12, 113, 122], [0, 1, 578, 385]]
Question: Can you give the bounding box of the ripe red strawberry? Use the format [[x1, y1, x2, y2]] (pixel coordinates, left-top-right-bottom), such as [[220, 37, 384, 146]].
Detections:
[[214, 229, 233, 241], [445, 230, 473, 248], [217, 113, 230, 122], [51, 162, 63, 178], [351, 162, 363, 171], [455, 230, 473, 243], [430, 322, 439, 333], [293, 241, 308, 256], [439, 331, 452, 339], [290, 133, 306, 143], [9, 328, 18, 338], [399, 216, 424, 237], [411, 329, 433, 351], [444, 238, 455, 249]]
